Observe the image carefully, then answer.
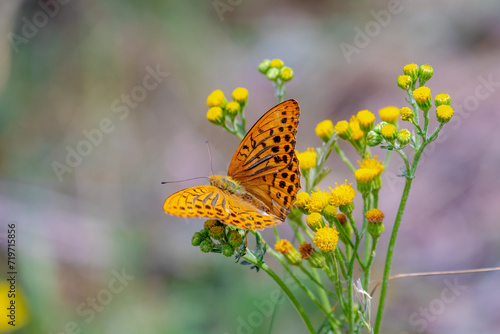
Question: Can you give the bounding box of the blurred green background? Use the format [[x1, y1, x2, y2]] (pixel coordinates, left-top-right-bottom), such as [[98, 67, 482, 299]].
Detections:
[[1, 0, 500, 333]]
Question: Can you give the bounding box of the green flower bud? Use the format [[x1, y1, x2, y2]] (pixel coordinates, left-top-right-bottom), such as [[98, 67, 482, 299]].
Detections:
[[200, 239, 214, 253], [258, 59, 271, 74], [266, 68, 279, 81], [191, 232, 204, 246], [366, 130, 382, 147], [227, 230, 243, 248], [279, 66, 294, 81], [396, 129, 411, 147], [419, 64, 434, 84], [222, 244, 235, 257]]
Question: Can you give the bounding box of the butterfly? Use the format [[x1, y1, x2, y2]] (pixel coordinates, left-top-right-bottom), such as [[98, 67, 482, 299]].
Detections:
[[163, 99, 301, 230]]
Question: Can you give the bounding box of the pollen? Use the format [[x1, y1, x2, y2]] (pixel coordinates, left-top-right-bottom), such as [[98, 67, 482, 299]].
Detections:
[[313, 226, 339, 252], [329, 181, 356, 207], [275, 239, 293, 254], [306, 189, 330, 213], [206, 89, 226, 107], [378, 106, 400, 123], [297, 148, 317, 170]]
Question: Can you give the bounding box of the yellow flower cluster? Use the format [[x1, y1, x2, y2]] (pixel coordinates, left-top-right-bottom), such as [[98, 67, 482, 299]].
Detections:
[[205, 88, 248, 125], [258, 58, 294, 82]]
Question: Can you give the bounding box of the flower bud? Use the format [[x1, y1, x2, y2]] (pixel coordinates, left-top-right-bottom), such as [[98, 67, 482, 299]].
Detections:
[[191, 231, 204, 246], [206, 90, 227, 108], [378, 106, 400, 125], [209, 226, 225, 240], [279, 66, 294, 81], [227, 230, 243, 248], [366, 130, 382, 147], [306, 212, 325, 232], [232, 87, 249, 107], [334, 120, 352, 140], [413, 86, 432, 112], [434, 93, 451, 107], [403, 63, 419, 82], [436, 105, 454, 124], [399, 107, 414, 122], [315, 120, 334, 142], [258, 59, 271, 74], [222, 244, 235, 257], [419, 64, 434, 84], [200, 239, 214, 253], [266, 68, 279, 81], [206, 107, 225, 126], [380, 123, 397, 141], [397, 75, 412, 90], [356, 110, 375, 133], [270, 58, 284, 69], [225, 101, 240, 117], [366, 208, 385, 239], [396, 129, 412, 147]]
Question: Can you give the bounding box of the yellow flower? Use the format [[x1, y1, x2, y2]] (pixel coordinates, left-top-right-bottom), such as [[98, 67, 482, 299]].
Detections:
[[206, 89, 226, 107], [403, 63, 419, 81], [232, 87, 248, 104], [359, 155, 385, 176], [396, 129, 412, 146], [435, 93, 451, 107], [413, 86, 432, 111], [275, 239, 293, 254], [306, 212, 325, 231], [297, 148, 317, 170], [225, 101, 240, 116], [419, 64, 434, 83], [378, 106, 400, 124], [436, 105, 454, 123], [294, 192, 310, 209], [280, 66, 294, 81], [321, 204, 337, 222], [270, 58, 285, 69], [334, 120, 351, 140], [315, 120, 334, 142], [206, 107, 225, 125], [349, 116, 364, 141], [306, 189, 330, 213], [354, 168, 376, 193], [329, 181, 356, 207], [397, 75, 412, 90], [366, 208, 385, 238], [356, 109, 375, 132], [380, 123, 397, 140], [366, 208, 384, 223], [314, 226, 339, 252], [275, 239, 301, 265], [400, 107, 414, 121]]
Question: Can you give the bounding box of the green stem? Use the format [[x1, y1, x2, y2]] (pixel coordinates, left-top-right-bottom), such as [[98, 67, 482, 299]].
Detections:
[[242, 252, 316, 334], [334, 142, 356, 173], [373, 142, 426, 333]]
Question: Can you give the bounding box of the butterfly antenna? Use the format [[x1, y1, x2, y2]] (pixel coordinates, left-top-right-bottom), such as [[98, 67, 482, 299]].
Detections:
[[161, 176, 208, 184], [206, 140, 214, 175]]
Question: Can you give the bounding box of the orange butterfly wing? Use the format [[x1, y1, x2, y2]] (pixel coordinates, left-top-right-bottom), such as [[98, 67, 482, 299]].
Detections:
[[227, 99, 301, 221], [163, 185, 281, 229]]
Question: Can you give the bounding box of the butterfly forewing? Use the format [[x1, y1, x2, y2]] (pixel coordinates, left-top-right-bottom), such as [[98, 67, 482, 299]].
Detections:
[[163, 185, 281, 230], [227, 99, 301, 219]]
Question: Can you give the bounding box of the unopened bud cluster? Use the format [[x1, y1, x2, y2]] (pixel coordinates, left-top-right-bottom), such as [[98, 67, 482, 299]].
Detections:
[[192, 220, 245, 257]]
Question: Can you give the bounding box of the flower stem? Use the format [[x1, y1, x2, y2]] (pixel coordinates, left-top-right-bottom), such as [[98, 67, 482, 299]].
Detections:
[[242, 252, 317, 334]]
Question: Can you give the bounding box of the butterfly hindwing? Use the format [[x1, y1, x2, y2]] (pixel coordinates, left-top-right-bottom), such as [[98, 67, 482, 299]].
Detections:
[[163, 185, 281, 230]]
